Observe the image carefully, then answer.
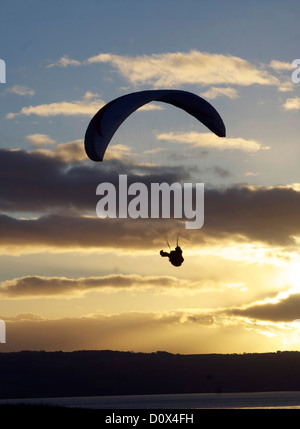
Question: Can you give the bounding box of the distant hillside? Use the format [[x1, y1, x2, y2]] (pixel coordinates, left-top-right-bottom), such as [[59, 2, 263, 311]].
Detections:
[[1, 350, 300, 399]]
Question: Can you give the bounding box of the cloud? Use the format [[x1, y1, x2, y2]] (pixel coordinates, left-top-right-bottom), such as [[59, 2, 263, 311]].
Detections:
[[200, 87, 239, 100], [47, 55, 81, 68], [0, 148, 190, 214], [244, 171, 259, 177], [85, 50, 279, 88], [282, 97, 300, 110], [6, 92, 104, 119], [203, 185, 300, 246], [0, 273, 240, 299], [137, 103, 165, 111], [3, 306, 289, 353], [267, 60, 295, 92], [0, 274, 194, 298], [26, 134, 56, 146], [103, 144, 135, 161], [30, 140, 136, 163], [2, 183, 300, 254], [228, 290, 300, 322], [156, 132, 269, 152], [277, 80, 294, 92], [0, 149, 97, 213], [2, 149, 300, 251], [269, 60, 293, 71], [0, 214, 185, 254], [7, 85, 35, 96], [1, 309, 216, 352], [211, 166, 231, 178], [5, 90, 163, 119], [30, 140, 86, 162], [46, 51, 289, 93], [4, 313, 45, 322]]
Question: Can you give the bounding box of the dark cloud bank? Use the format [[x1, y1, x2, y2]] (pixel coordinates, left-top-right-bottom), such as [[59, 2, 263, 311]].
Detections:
[[1, 148, 300, 249], [229, 292, 300, 322]]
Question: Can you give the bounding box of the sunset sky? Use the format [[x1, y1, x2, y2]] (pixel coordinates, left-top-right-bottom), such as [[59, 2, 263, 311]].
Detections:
[[1, 0, 300, 354]]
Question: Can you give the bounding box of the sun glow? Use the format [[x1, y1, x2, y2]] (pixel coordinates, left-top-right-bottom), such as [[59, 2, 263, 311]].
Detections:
[[279, 259, 300, 291]]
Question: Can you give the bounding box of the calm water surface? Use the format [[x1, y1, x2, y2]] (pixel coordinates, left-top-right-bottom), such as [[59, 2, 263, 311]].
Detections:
[[1, 391, 300, 409]]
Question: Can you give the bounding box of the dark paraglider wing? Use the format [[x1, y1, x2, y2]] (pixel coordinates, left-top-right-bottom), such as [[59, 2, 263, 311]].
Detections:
[[84, 89, 226, 162]]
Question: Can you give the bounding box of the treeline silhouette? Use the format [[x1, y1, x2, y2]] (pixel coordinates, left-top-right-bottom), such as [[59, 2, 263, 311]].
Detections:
[[1, 350, 300, 399]]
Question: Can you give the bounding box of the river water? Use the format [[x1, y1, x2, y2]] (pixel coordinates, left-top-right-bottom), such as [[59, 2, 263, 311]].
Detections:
[[1, 391, 300, 409]]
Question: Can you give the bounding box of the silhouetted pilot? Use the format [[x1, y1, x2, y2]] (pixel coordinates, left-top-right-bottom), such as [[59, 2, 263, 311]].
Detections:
[[160, 246, 184, 267]]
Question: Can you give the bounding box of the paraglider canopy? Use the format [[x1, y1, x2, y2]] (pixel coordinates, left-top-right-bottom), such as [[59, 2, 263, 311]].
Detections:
[[84, 89, 226, 162]]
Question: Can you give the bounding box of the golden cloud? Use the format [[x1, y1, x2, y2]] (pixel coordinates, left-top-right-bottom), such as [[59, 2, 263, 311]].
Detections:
[[6, 92, 105, 119], [85, 51, 279, 88], [200, 87, 239, 100], [7, 85, 35, 96], [47, 55, 81, 68], [228, 289, 300, 322], [282, 97, 300, 110], [0, 273, 242, 299], [0, 274, 184, 298], [269, 60, 293, 71], [30, 140, 86, 162], [1, 309, 217, 352], [26, 134, 56, 146], [156, 132, 269, 152]]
